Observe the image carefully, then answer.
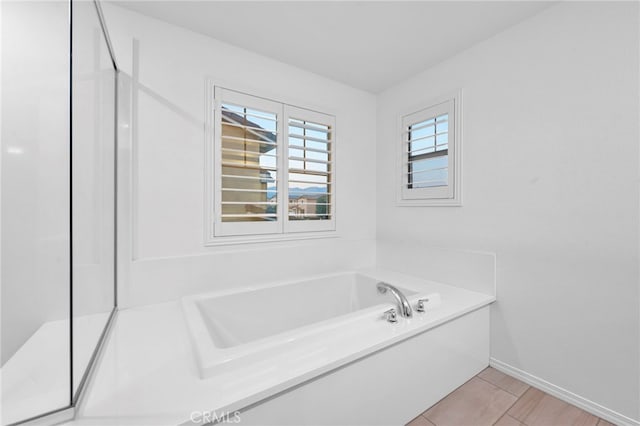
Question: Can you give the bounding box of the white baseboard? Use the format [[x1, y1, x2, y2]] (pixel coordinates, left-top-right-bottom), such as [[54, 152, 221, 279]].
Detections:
[[490, 358, 639, 426]]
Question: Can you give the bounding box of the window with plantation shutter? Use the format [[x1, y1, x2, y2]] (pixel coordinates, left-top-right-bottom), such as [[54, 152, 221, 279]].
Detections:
[[399, 93, 462, 206], [210, 87, 335, 239]]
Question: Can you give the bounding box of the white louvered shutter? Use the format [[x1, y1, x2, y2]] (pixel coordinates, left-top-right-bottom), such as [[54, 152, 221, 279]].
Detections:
[[284, 106, 335, 233], [214, 88, 282, 236]]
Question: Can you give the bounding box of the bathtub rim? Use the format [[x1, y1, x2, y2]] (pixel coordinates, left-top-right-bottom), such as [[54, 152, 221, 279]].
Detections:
[[182, 269, 493, 381], [181, 270, 435, 377], [180, 302, 494, 426]]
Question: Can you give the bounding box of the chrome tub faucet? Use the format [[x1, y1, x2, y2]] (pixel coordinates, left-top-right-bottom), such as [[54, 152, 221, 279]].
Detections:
[[377, 282, 413, 318]]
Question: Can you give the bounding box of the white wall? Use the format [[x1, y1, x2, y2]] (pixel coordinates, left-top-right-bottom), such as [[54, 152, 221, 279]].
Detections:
[[377, 2, 639, 422], [101, 5, 378, 308]]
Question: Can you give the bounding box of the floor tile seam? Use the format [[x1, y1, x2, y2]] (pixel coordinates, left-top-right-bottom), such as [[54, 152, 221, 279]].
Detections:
[[493, 386, 531, 426], [476, 374, 528, 399], [421, 374, 487, 422]]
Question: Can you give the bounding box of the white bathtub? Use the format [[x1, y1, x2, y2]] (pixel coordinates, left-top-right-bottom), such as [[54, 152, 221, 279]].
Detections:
[[182, 272, 442, 378], [181, 269, 493, 425]]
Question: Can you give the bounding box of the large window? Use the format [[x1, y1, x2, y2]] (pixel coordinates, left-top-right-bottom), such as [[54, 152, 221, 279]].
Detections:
[[209, 87, 335, 239], [399, 92, 462, 206]]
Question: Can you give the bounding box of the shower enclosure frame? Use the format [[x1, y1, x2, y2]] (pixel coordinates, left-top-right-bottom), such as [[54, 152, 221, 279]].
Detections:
[[7, 0, 119, 424], [70, 0, 119, 408]]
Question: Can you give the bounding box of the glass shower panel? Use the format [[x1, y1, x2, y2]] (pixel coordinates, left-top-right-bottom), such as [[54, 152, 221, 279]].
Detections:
[[71, 0, 117, 397], [0, 1, 71, 424]]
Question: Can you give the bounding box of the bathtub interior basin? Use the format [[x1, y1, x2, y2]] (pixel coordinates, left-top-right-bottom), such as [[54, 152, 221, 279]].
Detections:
[[193, 273, 417, 349], [181, 271, 450, 378]]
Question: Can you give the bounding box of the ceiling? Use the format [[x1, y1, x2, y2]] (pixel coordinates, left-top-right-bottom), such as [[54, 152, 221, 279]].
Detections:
[[112, 1, 554, 93]]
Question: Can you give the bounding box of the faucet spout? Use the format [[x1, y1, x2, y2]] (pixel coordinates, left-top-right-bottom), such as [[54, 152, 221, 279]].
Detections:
[[376, 282, 413, 318]]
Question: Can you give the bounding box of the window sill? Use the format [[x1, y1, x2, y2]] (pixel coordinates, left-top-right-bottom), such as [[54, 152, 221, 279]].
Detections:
[[396, 198, 462, 207], [204, 230, 339, 247]]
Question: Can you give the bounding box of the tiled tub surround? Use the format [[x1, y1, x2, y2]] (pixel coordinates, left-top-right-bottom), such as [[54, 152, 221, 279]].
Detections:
[[73, 269, 494, 425]]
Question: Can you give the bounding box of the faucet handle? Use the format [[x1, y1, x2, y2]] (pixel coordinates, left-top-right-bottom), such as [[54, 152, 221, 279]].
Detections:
[[383, 308, 398, 323], [416, 298, 430, 313]]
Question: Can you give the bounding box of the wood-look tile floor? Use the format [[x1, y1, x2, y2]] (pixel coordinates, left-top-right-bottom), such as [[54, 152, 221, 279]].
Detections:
[[406, 367, 614, 426]]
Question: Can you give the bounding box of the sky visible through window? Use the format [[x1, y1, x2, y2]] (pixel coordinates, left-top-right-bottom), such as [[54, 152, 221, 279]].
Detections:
[[408, 113, 448, 188]]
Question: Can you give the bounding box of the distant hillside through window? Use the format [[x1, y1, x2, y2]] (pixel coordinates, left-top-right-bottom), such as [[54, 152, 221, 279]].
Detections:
[[267, 186, 327, 199]]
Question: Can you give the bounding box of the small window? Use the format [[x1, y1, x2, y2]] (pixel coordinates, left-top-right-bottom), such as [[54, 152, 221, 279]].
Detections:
[[399, 92, 462, 206], [210, 87, 335, 239]]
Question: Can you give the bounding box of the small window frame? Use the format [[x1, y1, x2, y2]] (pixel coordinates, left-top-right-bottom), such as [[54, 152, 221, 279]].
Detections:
[[397, 90, 463, 207]]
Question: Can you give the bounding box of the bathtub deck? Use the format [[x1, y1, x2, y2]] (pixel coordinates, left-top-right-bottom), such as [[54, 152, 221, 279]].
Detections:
[[407, 367, 612, 426], [70, 270, 494, 425]]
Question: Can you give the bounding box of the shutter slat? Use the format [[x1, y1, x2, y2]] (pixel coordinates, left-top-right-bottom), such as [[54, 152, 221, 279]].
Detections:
[[288, 133, 330, 144], [288, 145, 330, 155], [289, 193, 331, 198], [408, 165, 448, 174], [221, 104, 277, 122], [288, 179, 329, 185], [407, 145, 448, 156], [222, 174, 276, 182], [288, 168, 330, 177], [222, 120, 278, 135], [288, 121, 330, 133], [222, 135, 277, 147], [221, 213, 277, 218], [404, 131, 448, 141], [408, 118, 448, 133], [221, 201, 274, 205], [221, 162, 277, 171], [405, 151, 447, 164], [221, 188, 273, 193], [288, 156, 331, 165], [406, 178, 447, 187], [222, 147, 278, 158], [289, 202, 331, 206]]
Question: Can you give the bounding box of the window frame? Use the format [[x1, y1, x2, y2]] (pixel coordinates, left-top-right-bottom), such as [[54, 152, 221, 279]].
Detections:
[[205, 84, 337, 244], [397, 90, 463, 207]]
